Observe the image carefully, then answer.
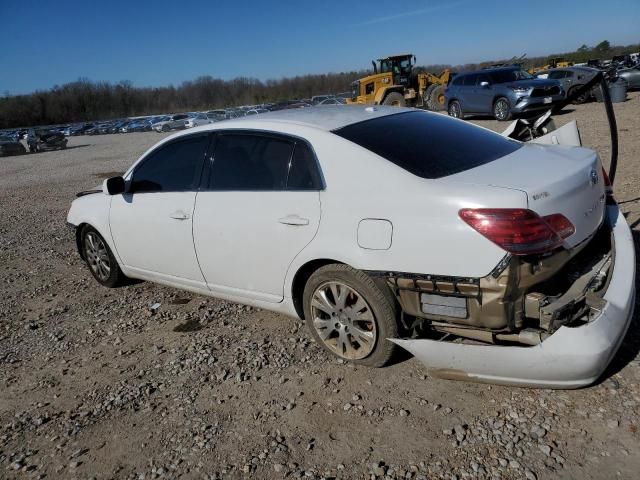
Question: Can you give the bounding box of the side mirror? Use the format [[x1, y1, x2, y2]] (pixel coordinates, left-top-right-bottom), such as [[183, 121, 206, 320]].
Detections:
[[103, 176, 126, 195], [480, 81, 490, 88]]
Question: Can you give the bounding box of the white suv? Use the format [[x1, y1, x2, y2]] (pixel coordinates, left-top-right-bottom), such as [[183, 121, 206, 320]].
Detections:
[[67, 106, 634, 388]]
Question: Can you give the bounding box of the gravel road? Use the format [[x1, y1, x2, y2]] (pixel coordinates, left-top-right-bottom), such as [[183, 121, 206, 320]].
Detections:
[[1, 93, 639, 479]]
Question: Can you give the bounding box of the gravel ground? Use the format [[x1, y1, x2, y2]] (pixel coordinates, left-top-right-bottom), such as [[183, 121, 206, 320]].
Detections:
[[1, 93, 639, 480]]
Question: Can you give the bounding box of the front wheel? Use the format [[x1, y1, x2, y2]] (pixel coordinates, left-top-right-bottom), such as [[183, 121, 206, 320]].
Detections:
[[303, 264, 399, 367], [81, 226, 126, 288], [448, 100, 462, 118], [382, 92, 405, 107], [493, 97, 512, 121]]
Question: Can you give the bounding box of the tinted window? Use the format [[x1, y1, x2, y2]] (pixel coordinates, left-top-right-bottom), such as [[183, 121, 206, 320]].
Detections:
[[287, 142, 322, 190], [549, 71, 566, 79], [477, 74, 491, 85], [490, 69, 534, 83], [209, 134, 294, 190], [333, 111, 522, 179], [463, 74, 478, 86], [131, 134, 209, 192]]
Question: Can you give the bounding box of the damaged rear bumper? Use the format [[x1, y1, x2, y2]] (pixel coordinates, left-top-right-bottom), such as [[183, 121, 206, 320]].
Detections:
[[391, 204, 635, 389]]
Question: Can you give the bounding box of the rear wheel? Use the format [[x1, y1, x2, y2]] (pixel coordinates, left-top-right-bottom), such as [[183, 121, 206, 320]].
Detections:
[[161, 124, 170, 132], [568, 86, 589, 105], [493, 97, 512, 121], [81, 226, 125, 288], [303, 264, 399, 367], [382, 92, 405, 107], [448, 100, 462, 119]]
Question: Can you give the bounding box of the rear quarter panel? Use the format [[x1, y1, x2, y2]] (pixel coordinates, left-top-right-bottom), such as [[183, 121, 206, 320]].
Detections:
[[281, 131, 528, 297]]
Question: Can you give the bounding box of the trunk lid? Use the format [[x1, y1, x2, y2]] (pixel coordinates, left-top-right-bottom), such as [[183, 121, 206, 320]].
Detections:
[[444, 143, 606, 248]]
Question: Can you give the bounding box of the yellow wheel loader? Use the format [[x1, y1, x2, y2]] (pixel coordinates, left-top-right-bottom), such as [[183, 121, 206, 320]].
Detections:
[[346, 54, 453, 111]]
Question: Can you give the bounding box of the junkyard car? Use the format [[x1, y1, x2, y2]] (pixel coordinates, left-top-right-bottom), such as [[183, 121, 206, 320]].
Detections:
[[535, 67, 599, 104], [184, 112, 212, 128], [152, 114, 190, 132], [617, 65, 640, 89], [67, 106, 635, 388], [0, 135, 27, 156], [27, 128, 67, 152], [446, 66, 564, 121]]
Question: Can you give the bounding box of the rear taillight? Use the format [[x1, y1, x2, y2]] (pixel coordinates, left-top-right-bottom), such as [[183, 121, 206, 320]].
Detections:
[[458, 208, 574, 256], [601, 167, 614, 197]]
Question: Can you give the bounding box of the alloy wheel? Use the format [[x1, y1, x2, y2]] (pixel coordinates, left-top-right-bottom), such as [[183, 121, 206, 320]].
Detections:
[[494, 99, 509, 120], [84, 232, 111, 281], [449, 102, 461, 118], [310, 281, 377, 360]]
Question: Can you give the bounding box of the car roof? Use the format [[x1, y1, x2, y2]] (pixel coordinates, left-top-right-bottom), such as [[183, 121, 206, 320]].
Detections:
[[206, 105, 414, 131]]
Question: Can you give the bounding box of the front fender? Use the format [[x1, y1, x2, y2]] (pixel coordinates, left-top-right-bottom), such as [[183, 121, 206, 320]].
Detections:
[[67, 193, 118, 262]]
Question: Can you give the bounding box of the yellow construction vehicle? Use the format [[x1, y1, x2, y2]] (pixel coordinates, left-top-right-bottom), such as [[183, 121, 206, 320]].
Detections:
[[346, 54, 453, 111], [528, 57, 575, 74]]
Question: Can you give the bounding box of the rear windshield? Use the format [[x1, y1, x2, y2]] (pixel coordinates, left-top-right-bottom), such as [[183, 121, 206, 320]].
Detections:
[[333, 111, 521, 179]]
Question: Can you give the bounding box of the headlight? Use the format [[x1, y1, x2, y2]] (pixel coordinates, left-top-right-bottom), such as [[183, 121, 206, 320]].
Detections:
[[510, 86, 530, 93]]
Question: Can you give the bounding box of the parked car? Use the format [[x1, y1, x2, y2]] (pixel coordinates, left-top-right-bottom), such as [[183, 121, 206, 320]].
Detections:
[[244, 108, 270, 116], [445, 66, 564, 121], [535, 67, 599, 104], [152, 114, 189, 132], [0, 135, 27, 156], [311, 95, 334, 104], [70, 124, 94, 136], [617, 65, 640, 89], [206, 110, 228, 122], [27, 128, 67, 152], [184, 113, 211, 128], [318, 98, 346, 105], [67, 106, 634, 388]]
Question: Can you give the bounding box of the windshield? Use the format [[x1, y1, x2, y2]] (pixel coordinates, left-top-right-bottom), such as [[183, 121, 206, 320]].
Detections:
[[490, 69, 534, 83], [333, 111, 522, 179]]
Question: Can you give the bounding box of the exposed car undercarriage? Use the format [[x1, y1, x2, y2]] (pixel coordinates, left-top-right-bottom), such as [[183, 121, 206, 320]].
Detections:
[[368, 217, 613, 347]]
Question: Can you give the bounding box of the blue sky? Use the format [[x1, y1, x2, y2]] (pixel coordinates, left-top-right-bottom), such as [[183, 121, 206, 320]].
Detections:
[[0, 0, 638, 95]]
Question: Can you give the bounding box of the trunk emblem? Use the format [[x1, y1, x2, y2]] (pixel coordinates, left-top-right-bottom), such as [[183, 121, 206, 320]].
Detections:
[[589, 169, 599, 186]]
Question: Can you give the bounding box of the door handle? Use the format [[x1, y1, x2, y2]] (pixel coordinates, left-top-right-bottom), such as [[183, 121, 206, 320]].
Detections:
[[169, 211, 190, 220], [278, 215, 309, 226]]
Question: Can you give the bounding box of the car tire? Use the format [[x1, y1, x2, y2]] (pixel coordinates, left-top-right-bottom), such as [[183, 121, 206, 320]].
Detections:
[[568, 86, 589, 105], [303, 264, 399, 367], [382, 92, 405, 107], [81, 225, 125, 288], [448, 100, 463, 119], [161, 124, 170, 132], [493, 97, 512, 121]]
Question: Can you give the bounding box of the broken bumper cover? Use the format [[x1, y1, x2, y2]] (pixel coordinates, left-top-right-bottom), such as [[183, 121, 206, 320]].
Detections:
[[391, 204, 635, 389]]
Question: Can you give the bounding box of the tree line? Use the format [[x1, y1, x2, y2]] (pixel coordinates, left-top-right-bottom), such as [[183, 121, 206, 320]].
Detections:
[[1, 40, 637, 129]]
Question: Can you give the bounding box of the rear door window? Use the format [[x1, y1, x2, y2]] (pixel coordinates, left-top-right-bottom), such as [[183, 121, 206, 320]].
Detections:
[[207, 133, 322, 191], [208, 134, 293, 190], [333, 111, 522, 179]]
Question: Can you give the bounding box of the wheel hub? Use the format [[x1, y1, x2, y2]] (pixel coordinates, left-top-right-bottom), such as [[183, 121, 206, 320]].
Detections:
[[310, 281, 377, 360]]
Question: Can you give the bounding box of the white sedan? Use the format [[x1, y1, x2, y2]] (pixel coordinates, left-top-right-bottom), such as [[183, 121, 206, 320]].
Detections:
[[67, 106, 635, 388]]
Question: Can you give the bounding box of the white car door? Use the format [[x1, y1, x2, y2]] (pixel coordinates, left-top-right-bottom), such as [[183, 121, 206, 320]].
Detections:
[[110, 133, 211, 288], [193, 132, 322, 303]]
